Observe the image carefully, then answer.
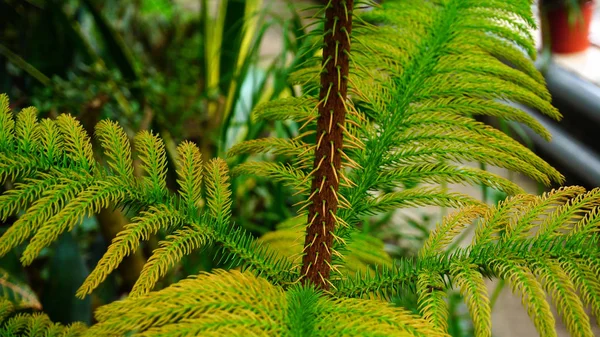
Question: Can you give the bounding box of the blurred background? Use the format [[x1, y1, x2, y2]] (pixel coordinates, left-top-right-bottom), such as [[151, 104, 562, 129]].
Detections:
[[0, 0, 599, 336]]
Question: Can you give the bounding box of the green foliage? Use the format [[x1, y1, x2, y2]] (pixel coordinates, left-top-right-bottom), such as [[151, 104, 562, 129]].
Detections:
[[0, 299, 88, 337], [0, 269, 41, 311], [336, 187, 600, 337], [230, 0, 565, 265], [87, 270, 445, 337], [0, 93, 295, 299], [3, 188, 599, 336], [0, 0, 599, 336], [257, 215, 393, 277]]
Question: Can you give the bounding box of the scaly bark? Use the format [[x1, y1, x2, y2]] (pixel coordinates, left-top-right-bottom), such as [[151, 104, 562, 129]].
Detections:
[[301, 0, 353, 290]]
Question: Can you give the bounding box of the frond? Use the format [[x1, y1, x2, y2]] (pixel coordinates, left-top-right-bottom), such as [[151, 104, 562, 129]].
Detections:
[[0, 172, 60, 222], [90, 270, 446, 337], [1, 313, 30, 335], [491, 257, 556, 337], [89, 270, 288, 336], [130, 223, 212, 297], [315, 295, 447, 337], [95, 120, 134, 181], [382, 125, 559, 185], [212, 223, 297, 285], [232, 161, 310, 196], [175, 141, 203, 209], [135, 130, 168, 200], [21, 313, 51, 336], [61, 322, 89, 337], [0, 94, 14, 150], [20, 179, 124, 265], [228, 138, 312, 158], [15, 107, 39, 153], [0, 150, 39, 184], [473, 193, 539, 246], [0, 97, 294, 296], [0, 170, 95, 257], [37, 119, 64, 164], [410, 98, 551, 140], [505, 186, 587, 241], [416, 272, 449, 332], [420, 205, 489, 258], [0, 302, 87, 337], [536, 188, 600, 240], [127, 211, 296, 297], [0, 300, 13, 322], [450, 261, 491, 337], [1, 313, 38, 336], [204, 159, 232, 225], [55, 114, 94, 171], [335, 188, 600, 337], [231, 0, 563, 257], [78, 204, 183, 297], [376, 164, 525, 195], [227, 137, 314, 169], [357, 187, 484, 217], [530, 257, 593, 336], [0, 268, 41, 311], [561, 258, 600, 324], [251, 96, 317, 122]]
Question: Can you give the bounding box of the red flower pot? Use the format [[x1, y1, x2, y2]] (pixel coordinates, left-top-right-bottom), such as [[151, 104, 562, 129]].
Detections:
[[546, 0, 595, 54]]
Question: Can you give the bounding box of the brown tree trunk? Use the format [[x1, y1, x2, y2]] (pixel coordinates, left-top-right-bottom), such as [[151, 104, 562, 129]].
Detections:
[[300, 0, 353, 290]]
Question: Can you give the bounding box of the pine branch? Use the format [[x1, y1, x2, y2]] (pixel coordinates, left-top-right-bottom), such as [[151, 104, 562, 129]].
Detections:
[[334, 189, 600, 337], [0, 300, 87, 337], [0, 96, 295, 298], [89, 270, 446, 336], [231, 0, 563, 263], [130, 223, 212, 297], [77, 204, 183, 297]]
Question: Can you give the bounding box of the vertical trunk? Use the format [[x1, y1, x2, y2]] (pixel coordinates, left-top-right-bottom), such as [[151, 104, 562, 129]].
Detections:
[[301, 0, 353, 290]]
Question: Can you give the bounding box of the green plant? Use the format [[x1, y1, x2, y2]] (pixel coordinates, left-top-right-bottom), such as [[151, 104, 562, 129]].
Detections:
[[1, 0, 599, 336], [0, 1, 309, 320]]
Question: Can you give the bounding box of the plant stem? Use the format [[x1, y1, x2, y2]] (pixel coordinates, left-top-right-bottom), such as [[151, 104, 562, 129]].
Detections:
[[301, 0, 353, 290]]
